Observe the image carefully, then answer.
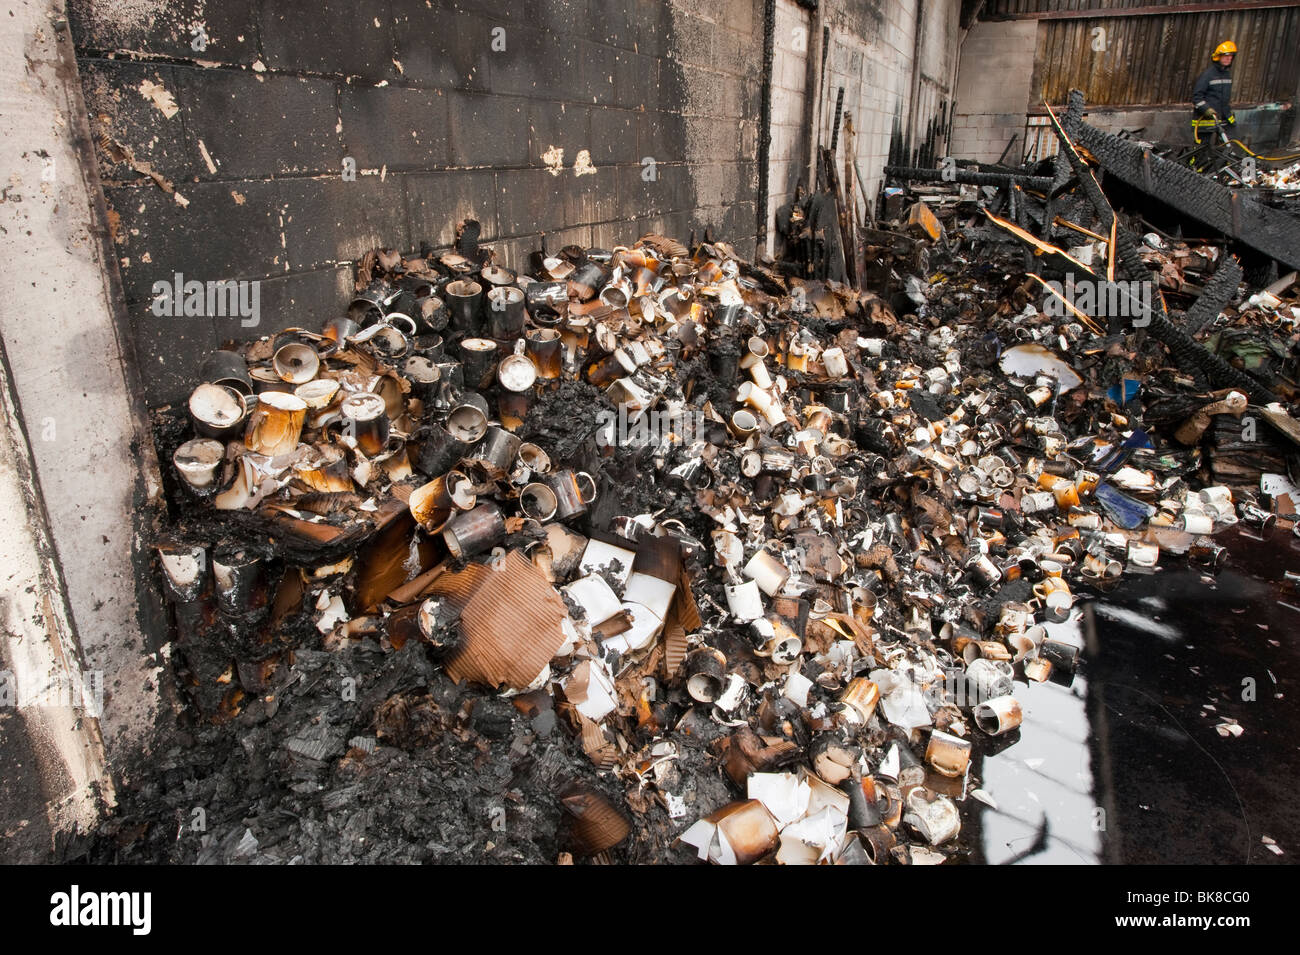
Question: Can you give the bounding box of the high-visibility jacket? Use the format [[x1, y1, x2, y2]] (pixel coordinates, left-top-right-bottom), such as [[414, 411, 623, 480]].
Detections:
[[1192, 62, 1232, 118]]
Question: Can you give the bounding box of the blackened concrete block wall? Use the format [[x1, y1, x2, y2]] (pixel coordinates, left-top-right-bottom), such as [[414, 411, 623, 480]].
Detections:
[[814, 1, 959, 239], [70, 0, 763, 405]]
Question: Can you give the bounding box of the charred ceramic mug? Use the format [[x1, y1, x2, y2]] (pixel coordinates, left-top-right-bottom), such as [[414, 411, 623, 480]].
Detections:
[[272, 342, 320, 385], [173, 438, 225, 491], [199, 350, 254, 396], [546, 469, 597, 521], [459, 337, 498, 390], [189, 383, 248, 440], [527, 328, 565, 380], [519, 482, 559, 522], [486, 285, 527, 339], [442, 502, 506, 559], [243, 390, 306, 456], [339, 392, 390, 457], [445, 279, 484, 334]]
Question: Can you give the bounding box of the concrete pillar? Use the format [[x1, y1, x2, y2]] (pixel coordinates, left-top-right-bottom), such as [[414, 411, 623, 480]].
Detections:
[[0, 0, 168, 855]]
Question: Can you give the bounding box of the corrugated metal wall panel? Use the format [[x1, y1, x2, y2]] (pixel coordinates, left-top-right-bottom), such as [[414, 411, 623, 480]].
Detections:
[[1026, 8, 1300, 106], [986, 0, 1300, 15]]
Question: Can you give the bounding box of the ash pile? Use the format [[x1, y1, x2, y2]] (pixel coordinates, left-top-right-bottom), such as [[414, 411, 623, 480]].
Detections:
[[97, 117, 1300, 863]]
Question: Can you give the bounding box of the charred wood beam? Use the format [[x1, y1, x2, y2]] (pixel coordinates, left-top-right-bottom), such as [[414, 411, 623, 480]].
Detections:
[[884, 165, 1056, 192], [984, 2, 1297, 20], [1184, 255, 1244, 337], [1061, 95, 1300, 273], [757, 0, 776, 254], [1054, 92, 1274, 404]]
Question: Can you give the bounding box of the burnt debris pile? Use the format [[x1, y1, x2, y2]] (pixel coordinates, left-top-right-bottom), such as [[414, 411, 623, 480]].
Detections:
[[104, 115, 1300, 864]]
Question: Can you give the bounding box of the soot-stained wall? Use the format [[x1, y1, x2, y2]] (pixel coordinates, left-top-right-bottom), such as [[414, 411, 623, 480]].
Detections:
[[70, 0, 763, 405]]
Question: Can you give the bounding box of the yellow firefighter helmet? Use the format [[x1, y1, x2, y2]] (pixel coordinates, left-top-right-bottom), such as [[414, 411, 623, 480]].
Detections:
[[1212, 40, 1237, 61]]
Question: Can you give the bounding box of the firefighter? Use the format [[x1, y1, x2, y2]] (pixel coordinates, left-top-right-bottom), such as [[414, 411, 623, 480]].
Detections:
[[1191, 40, 1236, 142]]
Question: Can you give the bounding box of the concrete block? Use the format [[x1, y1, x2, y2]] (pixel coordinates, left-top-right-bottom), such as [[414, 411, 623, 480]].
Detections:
[[406, 169, 499, 248], [108, 179, 291, 306], [624, 0, 675, 59], [587, 107, 638, 166], [180, 69, 341, 180], [713, 27, 753, 77], [668, 12, 715, 69], [69, 0, 261, 66], [565, 167, 621, 225], [488, 26, 581, 101], [283, 176, 411, 271], [526, 100, 593, 168], [447, 90, 531, 167], [260, 0, 397, 81], [340, 84, 452, 171], [391, 0, 493, 91], [494, 167, 578, 237], [245, 265, 354, 339], [79, 60, 192, 183]]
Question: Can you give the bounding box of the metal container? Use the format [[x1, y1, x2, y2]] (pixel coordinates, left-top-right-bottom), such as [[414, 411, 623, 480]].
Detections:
[[211, 544, 268, 620], [409, 470, 476, 529], [272, 342, 320, 385], [294, 444, 353, 492], [599, 278, 633, 308], [547, 469, 597, 521], [497, 349, 538, 393], [724, 409, 758, 441], [526, 328, 564, 379], [925, 729, 972, 777], [199, 350, 253, 395], [750, 615, 802, 664], [684, 647, 727, 703], [243, 390, 305, 456], [432, 361, 464, 410], [743, 549, 789, 596], [965, 552, 1002, 589], [417, 295, 450, 333], [459, 337, 498, 389], [480, 264, 517, 289], [465, 426, 520, 478], [173, 438, 225, 491], [402, 354, 442, 405], [840, 677, 880, 723], [519, 482, 559, 522], [445, 279, 483, 334], [340, 392, 390, 456], [156, 542, 207, 603], [963, 658, 1015, 706], [973, 695, 1023, 736], [320, 316, 360, 354], [417, 424, 473, 478], [352, 321, 411, 360], [188, 383, 248, 440], [904, 789, 960, 845], [822, 347, 848, 379], [525, 280, 567, 318], [348, 282, 396, 325], [568, 261, 610, 302], [442, 501, 505, 559], [486, 285, 527, 339], [518, 442, 551, 474], [446, 401, 489, 444], [724, 578, 764, 622]]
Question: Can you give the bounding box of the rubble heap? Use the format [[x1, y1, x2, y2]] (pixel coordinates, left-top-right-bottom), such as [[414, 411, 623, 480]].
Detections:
[[105, 118, 1300, 862]]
